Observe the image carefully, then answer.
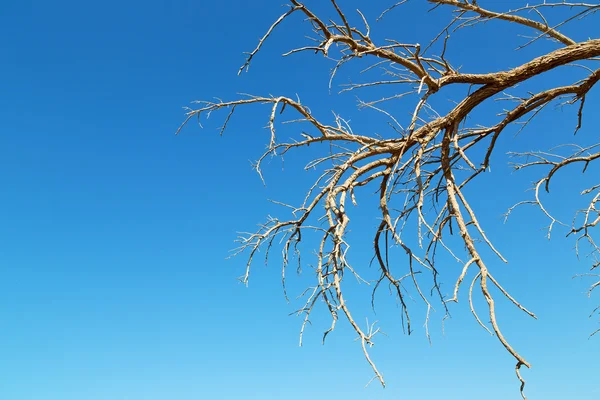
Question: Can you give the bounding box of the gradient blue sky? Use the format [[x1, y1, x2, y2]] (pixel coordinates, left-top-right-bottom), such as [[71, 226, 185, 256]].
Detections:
[[1, 1, 599, 399]]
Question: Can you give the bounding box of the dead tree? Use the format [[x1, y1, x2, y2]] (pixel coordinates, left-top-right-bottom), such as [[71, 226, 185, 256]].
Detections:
[[179, 1, 599, 398]]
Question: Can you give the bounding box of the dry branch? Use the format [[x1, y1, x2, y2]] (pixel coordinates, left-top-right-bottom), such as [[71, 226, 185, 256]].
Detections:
[[181, 1, 600, 398]]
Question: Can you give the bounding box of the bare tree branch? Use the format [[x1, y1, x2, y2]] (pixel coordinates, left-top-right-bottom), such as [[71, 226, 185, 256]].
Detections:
[[181, 1, 600, 397]]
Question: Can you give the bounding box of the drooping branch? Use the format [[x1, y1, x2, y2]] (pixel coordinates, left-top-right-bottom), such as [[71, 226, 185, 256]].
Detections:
[[181, 1, 600, 397]]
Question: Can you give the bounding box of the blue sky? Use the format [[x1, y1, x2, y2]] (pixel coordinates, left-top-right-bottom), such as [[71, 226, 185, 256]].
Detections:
[[0, 1, 599, 399]]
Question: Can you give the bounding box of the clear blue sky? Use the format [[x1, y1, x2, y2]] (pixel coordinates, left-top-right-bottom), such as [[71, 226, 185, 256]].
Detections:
[[0, 1, 598, 399]]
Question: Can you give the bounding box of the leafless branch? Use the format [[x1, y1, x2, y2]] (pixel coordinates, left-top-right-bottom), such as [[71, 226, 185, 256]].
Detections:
[[181, 1, 600, 397]]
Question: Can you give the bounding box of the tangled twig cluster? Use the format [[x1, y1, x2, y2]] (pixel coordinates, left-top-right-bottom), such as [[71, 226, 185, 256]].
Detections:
[[179, 1, 600, 397]]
